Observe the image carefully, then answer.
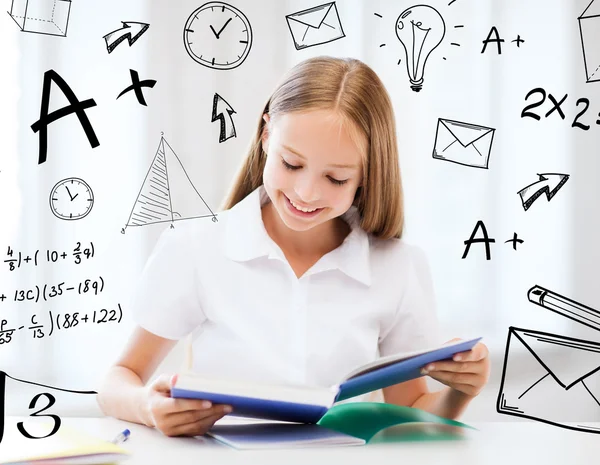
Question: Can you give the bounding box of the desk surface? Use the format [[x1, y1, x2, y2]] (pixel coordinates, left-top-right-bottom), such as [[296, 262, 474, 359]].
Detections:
[[3, 416, 600, 464]]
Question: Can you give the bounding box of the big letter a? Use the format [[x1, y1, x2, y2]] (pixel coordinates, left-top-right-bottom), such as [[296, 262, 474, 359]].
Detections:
[[31, 70, 99, 165]]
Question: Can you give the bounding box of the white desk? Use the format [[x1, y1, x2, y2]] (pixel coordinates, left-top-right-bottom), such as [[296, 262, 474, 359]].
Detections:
[[3, 416, 600, 464]]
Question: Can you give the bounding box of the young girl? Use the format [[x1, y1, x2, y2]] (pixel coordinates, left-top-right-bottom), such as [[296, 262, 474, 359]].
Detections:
[[97, 56, 490, 437]]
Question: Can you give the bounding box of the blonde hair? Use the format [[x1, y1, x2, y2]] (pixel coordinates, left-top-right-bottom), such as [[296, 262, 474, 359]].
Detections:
[[220, 56, 404, 239]]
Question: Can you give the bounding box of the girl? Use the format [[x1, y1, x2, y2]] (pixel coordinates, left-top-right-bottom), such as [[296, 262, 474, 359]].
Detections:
[[97, 56, 490, 437]]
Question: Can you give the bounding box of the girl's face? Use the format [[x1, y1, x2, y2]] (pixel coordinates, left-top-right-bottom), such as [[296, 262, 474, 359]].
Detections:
[[261, 109, 365, 233]]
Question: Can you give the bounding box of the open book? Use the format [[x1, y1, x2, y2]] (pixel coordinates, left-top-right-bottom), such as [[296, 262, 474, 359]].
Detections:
[[171, 337, 481, 424]]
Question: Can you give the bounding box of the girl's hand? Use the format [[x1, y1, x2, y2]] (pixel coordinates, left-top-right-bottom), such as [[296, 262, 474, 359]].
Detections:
[[142, 374, 233, 437], [420, 340, 490, 397]]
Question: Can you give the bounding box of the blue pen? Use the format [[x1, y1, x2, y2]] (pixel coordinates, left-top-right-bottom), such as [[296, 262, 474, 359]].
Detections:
[[110, 428, 131, 444]]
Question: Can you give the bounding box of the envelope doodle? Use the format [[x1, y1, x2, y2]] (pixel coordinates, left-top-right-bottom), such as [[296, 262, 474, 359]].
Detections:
[[285, 2, 345, 50], [497, 285, 600, 434], [432, 118, 496, 169], [497, 328, 600, 434]]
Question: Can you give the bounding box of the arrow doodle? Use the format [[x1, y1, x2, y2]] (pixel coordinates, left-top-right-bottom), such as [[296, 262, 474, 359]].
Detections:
[[211, 93, 237, 143], [517, 173, 569, 211], [103, 21, 150, 54]]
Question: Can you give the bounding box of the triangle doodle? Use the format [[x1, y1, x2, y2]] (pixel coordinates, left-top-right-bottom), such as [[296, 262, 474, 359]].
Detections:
[[123, 135, 217, 232]]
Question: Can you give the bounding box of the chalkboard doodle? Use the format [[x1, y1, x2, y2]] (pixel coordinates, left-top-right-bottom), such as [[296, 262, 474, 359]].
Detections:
[[8, 0, 71, 37]]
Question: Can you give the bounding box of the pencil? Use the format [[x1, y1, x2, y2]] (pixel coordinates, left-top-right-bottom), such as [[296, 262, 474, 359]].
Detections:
[[527, 285, 600, 331]]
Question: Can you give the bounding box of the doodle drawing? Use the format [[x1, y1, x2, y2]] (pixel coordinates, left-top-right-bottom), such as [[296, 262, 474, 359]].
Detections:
[[8, 0, 71, 37], [183, 2, 252, 70], [497, 327, 600, 434], [432, 118, 496, 169], [285, 2, 345, 50], [124, 135, 217, 231], [49, 177, 94, 220], [395, 5, 445, 92], [103, 21, 150, 54], [578, 0, 600, 83], [211, 93, 236, 143], [517, 173, 569, 211]]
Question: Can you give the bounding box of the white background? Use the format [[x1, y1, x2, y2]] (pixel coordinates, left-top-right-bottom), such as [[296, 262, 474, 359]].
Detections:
[[0, 0, 599, 422]]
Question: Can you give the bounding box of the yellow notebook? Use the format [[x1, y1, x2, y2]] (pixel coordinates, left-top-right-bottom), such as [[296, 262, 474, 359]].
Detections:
[[0, 422, 130, 464]]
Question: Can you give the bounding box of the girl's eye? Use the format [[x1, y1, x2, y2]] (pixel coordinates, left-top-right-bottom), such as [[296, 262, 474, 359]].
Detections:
[[281, 159, 300, 170], [281, 158, 348, 185], [328, 176, 348, 186]]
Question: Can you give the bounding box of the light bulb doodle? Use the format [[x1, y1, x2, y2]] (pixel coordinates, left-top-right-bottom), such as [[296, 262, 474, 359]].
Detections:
[[395, 5, 446, 92]]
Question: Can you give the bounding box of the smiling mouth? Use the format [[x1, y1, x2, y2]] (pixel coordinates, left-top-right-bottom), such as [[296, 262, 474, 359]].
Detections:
[[284, 194, 324, 216]]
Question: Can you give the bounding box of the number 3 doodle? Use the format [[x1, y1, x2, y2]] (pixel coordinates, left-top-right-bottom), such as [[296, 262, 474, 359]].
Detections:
[[0, 371, 97, 444]]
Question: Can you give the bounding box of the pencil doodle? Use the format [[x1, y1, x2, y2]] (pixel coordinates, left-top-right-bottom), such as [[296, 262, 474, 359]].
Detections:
[[183, 2, 252, 70], [521, 87, 600, 131], [49, 177, 94, 220], [517, 173, 569, 211], [374, 4, 464, 87], [528, 285, 600, 332], [122, 134, 217, 233], [116, 69, 156, 107], [497, 327, 600, 434], [212, 93, 236, 143], [8, 0, 71, 37], [578, 0, 600, 84], [432, 118, 495, 169], [103, 21, 150, 54], [0, 371, 97, 444], [285, 2, 345, 50], [31, 70, 99, 165]]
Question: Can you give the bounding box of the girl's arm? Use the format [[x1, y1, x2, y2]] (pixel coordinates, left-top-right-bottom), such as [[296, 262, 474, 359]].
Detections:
[[96, 326, 177, 425]]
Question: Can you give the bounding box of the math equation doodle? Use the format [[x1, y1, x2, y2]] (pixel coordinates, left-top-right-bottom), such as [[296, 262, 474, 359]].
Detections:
[[0, 371, 97, 444], [0, 304, 123, 345], [122, 134, 218, 232], [3, 243, 94, 271]]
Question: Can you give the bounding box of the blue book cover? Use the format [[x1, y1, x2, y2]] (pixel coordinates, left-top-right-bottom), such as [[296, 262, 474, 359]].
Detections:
[[171, 337, 481, 424]]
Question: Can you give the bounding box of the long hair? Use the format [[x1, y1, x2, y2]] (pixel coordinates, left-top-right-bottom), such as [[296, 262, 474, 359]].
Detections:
[[220, 56, 404, 239]]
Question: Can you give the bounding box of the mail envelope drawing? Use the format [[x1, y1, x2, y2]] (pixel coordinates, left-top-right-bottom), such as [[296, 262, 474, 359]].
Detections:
[[285, 2, 345, 50], [497, 327, 600, 434], [432, 118, 496, 169]]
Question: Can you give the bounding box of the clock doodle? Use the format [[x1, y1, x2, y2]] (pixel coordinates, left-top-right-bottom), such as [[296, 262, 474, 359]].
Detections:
[[183, 2, 253, 70], [49, 178, 94, 220]]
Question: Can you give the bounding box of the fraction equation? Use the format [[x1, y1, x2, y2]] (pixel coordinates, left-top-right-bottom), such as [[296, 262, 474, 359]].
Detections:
[[3, 242, 95, 271], [0, 304, 123, 344], [0, 277, 105, 304]]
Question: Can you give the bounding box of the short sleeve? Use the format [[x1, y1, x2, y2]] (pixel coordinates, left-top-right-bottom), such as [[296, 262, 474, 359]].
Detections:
[[378, 245, 441, 356], [130, 226, 206, 340]]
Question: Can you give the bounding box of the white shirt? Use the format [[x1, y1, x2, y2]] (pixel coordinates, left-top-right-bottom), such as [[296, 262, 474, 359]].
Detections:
[[131, 185, 440, 393]]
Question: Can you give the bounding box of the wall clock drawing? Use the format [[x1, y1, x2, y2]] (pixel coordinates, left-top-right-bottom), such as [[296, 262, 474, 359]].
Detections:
[[49, 177, 94, 220], [183, 2, 253, 70]]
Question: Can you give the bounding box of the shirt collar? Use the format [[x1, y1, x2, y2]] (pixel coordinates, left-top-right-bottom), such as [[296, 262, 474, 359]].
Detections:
[[224, 185, 371, 286]]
